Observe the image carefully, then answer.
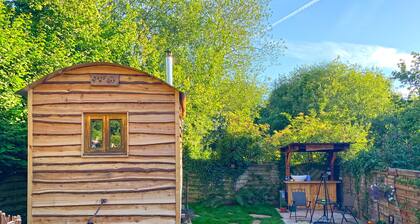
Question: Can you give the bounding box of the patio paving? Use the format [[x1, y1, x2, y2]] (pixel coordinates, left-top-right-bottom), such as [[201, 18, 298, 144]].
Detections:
[[277, 209, 360, 224], [249, 213, 272, 224]]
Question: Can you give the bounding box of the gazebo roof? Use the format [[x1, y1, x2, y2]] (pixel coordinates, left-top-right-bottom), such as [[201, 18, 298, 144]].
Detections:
[[280, 143, 350, 153]]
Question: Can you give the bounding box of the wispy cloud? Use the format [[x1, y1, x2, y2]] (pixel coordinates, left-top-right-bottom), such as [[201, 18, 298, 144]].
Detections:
[[286, 41, 413, 70], [265, 0, 321, 32]]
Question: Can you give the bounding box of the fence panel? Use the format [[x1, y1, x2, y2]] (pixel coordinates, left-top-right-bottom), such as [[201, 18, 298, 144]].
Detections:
[[343, 168, 419, 224]]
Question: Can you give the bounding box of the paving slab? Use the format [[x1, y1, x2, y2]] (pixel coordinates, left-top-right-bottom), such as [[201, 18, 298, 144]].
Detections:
[[277, 209, 360, 224], [249, 214, 272, 219]]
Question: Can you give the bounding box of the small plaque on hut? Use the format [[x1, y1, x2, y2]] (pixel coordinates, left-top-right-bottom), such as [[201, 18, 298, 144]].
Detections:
[[91, 74, 120, 86]]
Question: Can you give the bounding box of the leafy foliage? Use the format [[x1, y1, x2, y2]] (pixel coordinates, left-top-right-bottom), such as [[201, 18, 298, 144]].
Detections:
[[0, 0, 279, 171], [265, 62, 393, 160], [272, 112, 369, 159], [261, 61, 393, 132], [235, 187, 276, 206], [183, 111, 279, 203], [212, 118, 277, 164], [346, 98, 420, 173], [0, 2, 30, 174], [392, 52, 420, 97]]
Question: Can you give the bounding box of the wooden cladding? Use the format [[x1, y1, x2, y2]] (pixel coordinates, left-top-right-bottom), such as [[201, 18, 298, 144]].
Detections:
[[83, 113, 127, 155], [26, 63, 183, 224]]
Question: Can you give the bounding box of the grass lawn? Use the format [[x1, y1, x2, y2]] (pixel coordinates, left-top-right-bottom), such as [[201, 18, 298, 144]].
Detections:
[[190, 203, 284, 224]]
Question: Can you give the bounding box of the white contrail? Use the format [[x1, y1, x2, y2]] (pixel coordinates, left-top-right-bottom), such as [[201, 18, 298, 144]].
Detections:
[[265, 0, 321, 32]]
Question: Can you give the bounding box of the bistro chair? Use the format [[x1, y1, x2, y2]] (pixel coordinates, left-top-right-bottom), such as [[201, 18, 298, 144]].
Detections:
[[337, 194, 358, 224], [289, 191, 311, 221]]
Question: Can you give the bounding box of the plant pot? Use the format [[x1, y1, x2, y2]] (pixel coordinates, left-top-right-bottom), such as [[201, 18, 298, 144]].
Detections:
[[279, 207, 288, 213]]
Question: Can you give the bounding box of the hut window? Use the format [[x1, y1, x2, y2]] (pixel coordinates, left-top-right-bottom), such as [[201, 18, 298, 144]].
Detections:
[[84, 113, 127, 155], [90, 119, 104, 150]]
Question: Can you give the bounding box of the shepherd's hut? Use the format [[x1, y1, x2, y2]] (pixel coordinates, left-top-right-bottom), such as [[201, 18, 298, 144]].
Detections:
[[18, 56, 186, 224]]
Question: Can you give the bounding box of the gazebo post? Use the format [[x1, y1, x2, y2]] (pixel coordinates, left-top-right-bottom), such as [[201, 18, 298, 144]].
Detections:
[[285, 146, 292, 178], [328, 152, 337, 180]]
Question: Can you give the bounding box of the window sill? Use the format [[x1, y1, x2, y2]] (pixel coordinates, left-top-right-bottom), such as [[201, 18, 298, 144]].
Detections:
[[82, 152, 128, 157]]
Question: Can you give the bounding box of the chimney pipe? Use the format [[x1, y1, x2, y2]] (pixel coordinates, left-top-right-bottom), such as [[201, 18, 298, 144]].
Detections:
[[165, 50, 173, 86]]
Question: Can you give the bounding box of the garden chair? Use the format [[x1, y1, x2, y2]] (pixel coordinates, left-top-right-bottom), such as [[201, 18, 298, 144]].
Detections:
[[337, 194, 358, 224], [289, 191, 311, 221]]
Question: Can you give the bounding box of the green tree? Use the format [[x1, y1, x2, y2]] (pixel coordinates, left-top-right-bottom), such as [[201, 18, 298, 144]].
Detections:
[[261, 61, 393, 132], [0, 2, 32, 173], [343, 98, 420, 175], [0, 0, 279, 170], [263, 61, 394, 159], [392, 52, 420, 97], [368, 99, 420, 170]]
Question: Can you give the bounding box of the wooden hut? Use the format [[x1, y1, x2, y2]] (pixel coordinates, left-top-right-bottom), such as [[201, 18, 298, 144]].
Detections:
[[19, 62, 186, 224]]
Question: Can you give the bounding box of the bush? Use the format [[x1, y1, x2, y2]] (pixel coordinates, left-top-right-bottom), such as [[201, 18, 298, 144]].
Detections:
[[234, 187, 276, 206]]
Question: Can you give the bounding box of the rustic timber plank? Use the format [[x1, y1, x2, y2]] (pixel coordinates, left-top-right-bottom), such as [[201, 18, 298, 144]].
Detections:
[[33, 177, 176, 184], [33, 103, 174, 115], [33, 180, 175, 193], [32, 114, 82, 124], [34, 172, 175, 181], [33, 160, 175, 166], [34, 101, 174, 106], [129, 133, 175, 146], [33, 167, 175, 174], [129, 113, 175, 123], [33, 93, 174, 105], [32, 203, 176, 216], [33, 122, 81, 135], [32, 185, 176, 195], [129, 144, 175, 157], [33, 156, 175, 164], [32, 145, 81, 157], [33, 83, 174, 93], [130, 123, 175, 135], [33, 90, 175, 96], [33, 163, 175, 171], [63, 65, 144, 75], [32, 216, 175, 224], [33, 135, 81, 146]]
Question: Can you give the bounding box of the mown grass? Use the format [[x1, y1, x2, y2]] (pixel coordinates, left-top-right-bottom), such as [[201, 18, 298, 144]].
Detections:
[[190, 203, 284, 224]]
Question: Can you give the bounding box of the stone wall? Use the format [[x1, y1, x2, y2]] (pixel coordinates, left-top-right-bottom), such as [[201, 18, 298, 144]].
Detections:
[[343, 168, 419, 224], [183, 163, 280, 203]]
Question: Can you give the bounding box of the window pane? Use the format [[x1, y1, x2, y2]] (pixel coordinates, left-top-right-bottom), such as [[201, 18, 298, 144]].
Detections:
[[109, 119, 122, 150], [90, 119, 103, 150]]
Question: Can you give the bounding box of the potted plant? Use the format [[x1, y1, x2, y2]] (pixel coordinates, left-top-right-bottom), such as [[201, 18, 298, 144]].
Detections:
[[279, 197, 288, 212]]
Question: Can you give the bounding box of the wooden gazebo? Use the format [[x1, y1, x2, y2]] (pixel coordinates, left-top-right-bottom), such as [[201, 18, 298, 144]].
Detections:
[[280, 143, 350, 208]]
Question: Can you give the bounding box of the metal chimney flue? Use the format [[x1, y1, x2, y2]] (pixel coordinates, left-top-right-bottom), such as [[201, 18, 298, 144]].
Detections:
[[165, 50, 173, 86]]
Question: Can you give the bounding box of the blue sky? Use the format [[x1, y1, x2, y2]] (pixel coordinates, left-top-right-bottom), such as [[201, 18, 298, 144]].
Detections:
[[264, 0, 420, 88]]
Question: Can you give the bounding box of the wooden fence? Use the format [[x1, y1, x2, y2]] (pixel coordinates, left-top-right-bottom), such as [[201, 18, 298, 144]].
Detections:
[[0, 174, 26, 223], [343, 168, 419, 224], [0, 211, 21, 224]]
